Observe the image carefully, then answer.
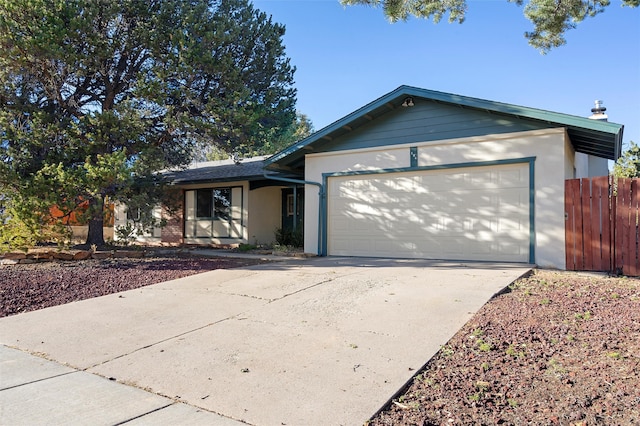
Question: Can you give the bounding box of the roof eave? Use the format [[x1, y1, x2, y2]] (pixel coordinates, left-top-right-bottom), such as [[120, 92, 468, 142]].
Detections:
[[266, 85, 625, 166], [170, 175, 268, 186]]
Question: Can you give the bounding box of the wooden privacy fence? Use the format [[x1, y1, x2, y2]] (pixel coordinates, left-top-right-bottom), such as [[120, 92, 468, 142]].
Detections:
[[565, 176, 639, 276]]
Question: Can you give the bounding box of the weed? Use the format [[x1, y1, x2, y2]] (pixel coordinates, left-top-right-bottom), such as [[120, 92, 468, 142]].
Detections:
[[469, 381, 491, 402], [575, 311, 592, 321], [469, 392, 482, 402], [607, 352, 621, 359], [412, 373, 434, 386], [506, 344, 526, 358], [349, 343, 358, 349], [476, 380, 490, 391], [539, 298, 551, 305], [237, 243, 256, 252], [508, 398, 519, 408], [471, 328, 484, 338], [481, 362, 490, 372], [566, 334, 576, 342], [476, 338, 492, 352], [479, 342, 492, 352], [440, 345, 455, 357], [547, 358, 567, 378]]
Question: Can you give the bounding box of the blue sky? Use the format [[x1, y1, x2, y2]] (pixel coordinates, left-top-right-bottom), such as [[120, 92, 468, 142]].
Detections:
[[252, 0, 640, 156]]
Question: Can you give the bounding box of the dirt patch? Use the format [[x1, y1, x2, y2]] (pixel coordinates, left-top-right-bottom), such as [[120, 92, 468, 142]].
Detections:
[[370, 269, 640, 425], [0, 255, 263, 317]]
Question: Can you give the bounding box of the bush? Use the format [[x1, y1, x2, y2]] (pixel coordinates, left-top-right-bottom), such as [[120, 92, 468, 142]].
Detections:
[[274, 227, 303, 248], [237, 243, 257, 252], [0, 216, 38, 253], [114, 222, 141, 246]]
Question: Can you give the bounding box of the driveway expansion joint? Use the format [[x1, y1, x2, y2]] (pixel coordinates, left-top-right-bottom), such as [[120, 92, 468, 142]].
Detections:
[[0, 370, 78, 392], [267, 271, 365, 303], [113, 402, 175, 425], [85, 313, 251, 370]]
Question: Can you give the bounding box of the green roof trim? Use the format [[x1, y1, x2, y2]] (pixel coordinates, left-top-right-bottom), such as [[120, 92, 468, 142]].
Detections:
[[265, 85, 624, 170]]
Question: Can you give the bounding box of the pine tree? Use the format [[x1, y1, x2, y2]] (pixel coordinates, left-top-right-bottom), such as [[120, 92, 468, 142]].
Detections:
[[0, 0, 296, 247], [341, 0, 639, 53]]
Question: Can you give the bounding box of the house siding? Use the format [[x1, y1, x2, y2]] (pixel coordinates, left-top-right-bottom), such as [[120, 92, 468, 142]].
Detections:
[[247, 186, 281, 245], [320, 102, 547, 154]]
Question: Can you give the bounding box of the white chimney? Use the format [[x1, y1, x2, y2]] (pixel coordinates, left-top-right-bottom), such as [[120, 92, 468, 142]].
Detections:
[[589, 100, 608, 121]]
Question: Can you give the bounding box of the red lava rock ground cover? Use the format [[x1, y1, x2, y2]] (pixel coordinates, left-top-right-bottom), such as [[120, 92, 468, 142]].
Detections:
[[0, 255, 263, 317], [370, 269, 640, 426]]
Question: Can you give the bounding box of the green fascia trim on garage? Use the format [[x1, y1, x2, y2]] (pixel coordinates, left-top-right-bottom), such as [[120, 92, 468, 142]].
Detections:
[[265, 85, 623, 172], [321, 157, 537, 264]]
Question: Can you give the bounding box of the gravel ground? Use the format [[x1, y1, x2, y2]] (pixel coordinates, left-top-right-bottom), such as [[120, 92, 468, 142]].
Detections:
[[370, 269, 640, 426], [0, 256, 263, 317], [1, 261, 639, 424]]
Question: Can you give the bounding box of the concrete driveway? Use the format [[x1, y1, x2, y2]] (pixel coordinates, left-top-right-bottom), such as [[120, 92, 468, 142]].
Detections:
[[1, 257, 530, 425]]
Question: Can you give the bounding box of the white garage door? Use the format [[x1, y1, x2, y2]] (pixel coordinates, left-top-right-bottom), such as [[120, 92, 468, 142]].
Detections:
[[327, 164, 530, 262]]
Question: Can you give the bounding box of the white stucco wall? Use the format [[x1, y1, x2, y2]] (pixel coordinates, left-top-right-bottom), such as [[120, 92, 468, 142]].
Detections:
[[247, 186, 282, 245], [304, 128, 572, 269], [574, 153, 610, 178], [588, 155, 609, 177]]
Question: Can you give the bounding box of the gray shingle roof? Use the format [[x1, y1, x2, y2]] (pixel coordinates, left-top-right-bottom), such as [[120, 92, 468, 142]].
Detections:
[[165, 157, 267, 185]]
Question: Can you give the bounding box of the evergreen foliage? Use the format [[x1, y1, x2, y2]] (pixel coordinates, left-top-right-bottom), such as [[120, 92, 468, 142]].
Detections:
[[341, 0, 638, 53], [0, 0, 297, 247]]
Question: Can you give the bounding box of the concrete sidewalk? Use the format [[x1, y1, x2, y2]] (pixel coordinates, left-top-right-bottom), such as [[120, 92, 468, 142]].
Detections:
[[1, 257, 530, 425], [0, 346, 242, 425]]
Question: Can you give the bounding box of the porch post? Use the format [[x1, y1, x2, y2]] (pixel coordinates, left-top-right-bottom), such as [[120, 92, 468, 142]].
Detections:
[[292, 186, 298, 231]]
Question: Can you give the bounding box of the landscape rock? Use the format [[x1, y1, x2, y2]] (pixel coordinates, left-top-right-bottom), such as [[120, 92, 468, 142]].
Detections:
[[370, 270, 640, 426], [113, 250, 145, 258], [91, 251, 112, 259], [0, 256, 263, 318], [1, 253, 27, 260], [27, 252, 52, 260], [73, 251, 92, 261], [53, 252, 74, 261]]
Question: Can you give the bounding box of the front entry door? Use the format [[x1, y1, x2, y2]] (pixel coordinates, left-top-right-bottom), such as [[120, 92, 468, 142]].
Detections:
[[281, 187, 304, 231]]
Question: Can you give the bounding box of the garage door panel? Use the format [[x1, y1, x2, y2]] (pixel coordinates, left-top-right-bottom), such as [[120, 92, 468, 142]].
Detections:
[[388, 176, 418, 192], [328, 164, 530, 262], [498, 240, 528, 255], [497, 216, 527, 232]]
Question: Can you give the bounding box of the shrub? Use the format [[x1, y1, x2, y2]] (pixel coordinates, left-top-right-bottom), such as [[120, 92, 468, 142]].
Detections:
[[274, 227, 303, 247], [0, 215, 38, 253]]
